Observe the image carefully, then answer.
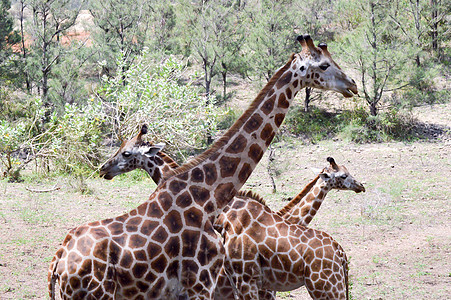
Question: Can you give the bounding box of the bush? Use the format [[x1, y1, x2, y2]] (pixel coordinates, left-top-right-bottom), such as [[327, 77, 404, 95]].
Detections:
[[97, 50, 222, 159], [339, 108, 417, 143], [390, 66, 450, 109], [283, 105, 419, 144], [1, 53, 223, 178], [283, 106, 345, 143]]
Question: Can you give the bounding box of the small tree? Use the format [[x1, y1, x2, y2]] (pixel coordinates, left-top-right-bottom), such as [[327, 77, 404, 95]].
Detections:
[[0, 0, 21, 82], [246, 0, 297, 81], [178, 0, 245, 99], [26, 0, 84, 104], [88, 0, 154, 76], [340, 0, 410, 116]]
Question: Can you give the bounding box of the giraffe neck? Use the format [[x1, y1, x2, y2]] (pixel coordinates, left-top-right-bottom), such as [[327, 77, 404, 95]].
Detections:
[[278, 176, 331, 226], [164, 55, 306, 210], [142, 152, 179, 185]]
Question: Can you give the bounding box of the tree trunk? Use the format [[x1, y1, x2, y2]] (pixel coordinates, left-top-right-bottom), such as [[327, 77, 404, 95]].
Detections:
[[267, 145, 276, 194], [370, 102, 377, 116], [19, 1, 31, 92], [304, 87, 312, 112], [430, 0, 438, 53], [222, 71, 227, 100]]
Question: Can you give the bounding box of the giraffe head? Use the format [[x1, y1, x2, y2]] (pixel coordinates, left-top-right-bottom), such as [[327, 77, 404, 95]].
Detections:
[[99, 125, 165, 180], [317, 157, 365, 193], [292, 35, 357, 97]]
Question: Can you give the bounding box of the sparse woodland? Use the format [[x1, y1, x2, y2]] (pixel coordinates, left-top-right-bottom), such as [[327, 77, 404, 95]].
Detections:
[[0, 0, 449, 179]]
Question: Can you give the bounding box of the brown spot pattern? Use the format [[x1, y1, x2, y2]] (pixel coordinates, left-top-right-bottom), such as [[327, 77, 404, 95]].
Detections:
[[226, 134, 247, 154], [248, 144, 263, 164], [244, 114, 263, 133], [203, 163, 217, 186], [219, 156, 240, 178]]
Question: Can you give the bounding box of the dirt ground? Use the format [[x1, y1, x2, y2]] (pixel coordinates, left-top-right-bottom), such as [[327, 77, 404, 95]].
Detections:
[[0, 103, 449, 299]]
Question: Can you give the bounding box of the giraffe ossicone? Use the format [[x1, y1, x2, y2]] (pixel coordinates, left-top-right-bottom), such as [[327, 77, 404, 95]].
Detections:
[[48, 34, 358, 299]]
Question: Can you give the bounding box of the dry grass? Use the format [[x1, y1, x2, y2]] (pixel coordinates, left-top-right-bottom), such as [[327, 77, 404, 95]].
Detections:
[[0, 103, 450, 299]]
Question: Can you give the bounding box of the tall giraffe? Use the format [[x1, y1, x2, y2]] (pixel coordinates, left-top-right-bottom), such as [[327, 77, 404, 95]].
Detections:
[[99, 130, 365, 300], [48, 35, 357, 299]]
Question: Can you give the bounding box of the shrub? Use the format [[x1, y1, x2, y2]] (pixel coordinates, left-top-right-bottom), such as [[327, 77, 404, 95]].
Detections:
[[0, 119, 27, 180], [283, 106, 344, 143], [1, 53, 222, 178], [97, 50, 222, 159], [339, 108, 417, 143], [283, 105, 419, 143]]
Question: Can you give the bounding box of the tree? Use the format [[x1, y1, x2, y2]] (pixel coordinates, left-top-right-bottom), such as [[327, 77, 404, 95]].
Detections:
[[13, 0, 32, 91], [88, 0, 154, 76], [215, 2, 248, 101], [26, 0, 83, 104], [0, 0, 20, 82], [340, 0, 410, 116], [145, 1, 178, 57], [246, 0, 297, 81], [425, 0, 449, 59], [178, 0, 245, 99]]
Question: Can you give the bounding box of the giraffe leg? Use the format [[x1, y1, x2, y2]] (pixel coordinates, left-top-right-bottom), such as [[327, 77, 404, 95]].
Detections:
[[230, 262, 261, 300], [214, 268, 238, 300], [304, 266, 347, 300], [258, 289, 277, 300]]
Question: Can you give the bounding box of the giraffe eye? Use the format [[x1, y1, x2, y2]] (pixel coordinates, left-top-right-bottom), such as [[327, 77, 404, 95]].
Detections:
[[123, 152, 132, 158], [341, 174, 348, 179], [319, 63, 330, 71], [300, 66, 305, 71]]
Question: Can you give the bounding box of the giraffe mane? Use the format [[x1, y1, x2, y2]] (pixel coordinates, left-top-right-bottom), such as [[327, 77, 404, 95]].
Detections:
[[236, 190, 267, 206], [158, 152, 180, 170], [277, 174, 320, 216], [162, 54, 296, 181]]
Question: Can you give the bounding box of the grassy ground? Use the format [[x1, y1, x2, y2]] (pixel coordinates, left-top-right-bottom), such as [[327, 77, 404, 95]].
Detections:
[[0, 104, 450, 299]]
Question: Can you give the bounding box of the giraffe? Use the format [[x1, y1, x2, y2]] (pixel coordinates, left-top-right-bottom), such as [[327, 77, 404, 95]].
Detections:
[[214, 191, 351, 300], [214, 157, 366, 300], [48, 34, 358, 299], [278, 156, 365, 226], [98, 129, 365, 300]]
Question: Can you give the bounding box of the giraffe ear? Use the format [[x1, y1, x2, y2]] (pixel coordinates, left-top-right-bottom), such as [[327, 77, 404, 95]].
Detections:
[[144, 143, 165, 157], [319, 171, 331, 180], [309, 167, 323, 175]]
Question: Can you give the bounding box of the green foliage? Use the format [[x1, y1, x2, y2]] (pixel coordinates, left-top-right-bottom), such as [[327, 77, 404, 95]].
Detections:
[[216, 107, 240, 131], [284, 105, 419, 143], [98, 50, 222, 159], [0, 93, 44, 180], [0, 0, 19, 51], [284, 106, 344, 143], [337, 0, 416, 116], [89, 0, 154, 74], [0, 0, 20, 83], [0, 90, 103, 178], [390, 65, 450, 108], [247, 0, 297, 81], [0, 119, 27, 180], [339, 108, 418, 143], [43, 101, 104, 174]]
